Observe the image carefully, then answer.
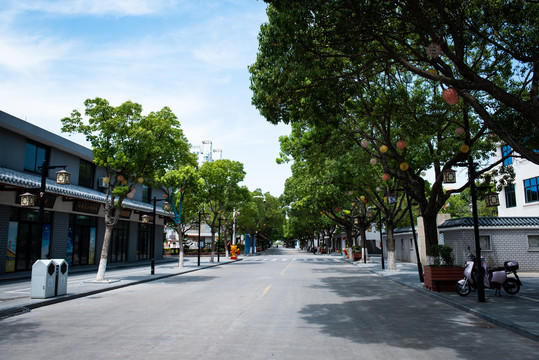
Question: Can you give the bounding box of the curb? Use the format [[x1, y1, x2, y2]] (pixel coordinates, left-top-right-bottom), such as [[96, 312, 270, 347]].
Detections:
[[0, 259, 241, 321]]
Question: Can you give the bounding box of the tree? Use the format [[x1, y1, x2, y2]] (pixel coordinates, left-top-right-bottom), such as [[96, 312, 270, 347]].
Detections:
[[155, 163, 202, 268], [258, 0, 539, 163], [198, 159, 247, 262], [61, 98, 191, 280]]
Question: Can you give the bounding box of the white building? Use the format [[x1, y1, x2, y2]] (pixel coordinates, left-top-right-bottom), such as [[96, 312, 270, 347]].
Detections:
[[192, 140, 222, 166], [497, 144, 539, 217]]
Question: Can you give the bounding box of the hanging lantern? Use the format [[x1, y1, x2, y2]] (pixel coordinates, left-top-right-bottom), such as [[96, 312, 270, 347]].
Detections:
[[442, 88, 459, 105], [455, 126, 465, 135], [122, 179, 128, 185], [126, 192, 134, 199], [426, 43, 442, 58], [442, 169, 457, 183], [427, 68, 438, 75], [382, 173, 390, 181], [141, 214, 150, 223], [396, 140, 406, 150], [400, 162, 409, 171], [380, 145, 388, 153], [137, 177, 144, 183], [370, 157, 378, 165], [19, 192, 36, 207], [485, 192, 500, 207], [117, 174, 124, 182], [376, 187, 382, 192], [361, 139, 369, 148], [103, 177, 110, 184], [56, 170, 71, 185], [421, 171, 427, 177], [360, 195, 366, 202], [460, 144, 470, 153], [163, 202, 171, 211]]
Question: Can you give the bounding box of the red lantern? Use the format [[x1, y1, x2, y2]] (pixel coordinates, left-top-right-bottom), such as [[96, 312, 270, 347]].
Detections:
[[396, 140, 406, 149], [382, 174, 390, 181], [442, 88, 459, 105]]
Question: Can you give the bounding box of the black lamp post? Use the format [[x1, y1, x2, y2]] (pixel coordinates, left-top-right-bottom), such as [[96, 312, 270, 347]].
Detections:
[[379, 211, 385, 270], [20, 159, 70, 261], [197, 209, 206, 266], [142, 197, 169, 275], [217, 216, 222, 262], [387, 190, 424, 282]]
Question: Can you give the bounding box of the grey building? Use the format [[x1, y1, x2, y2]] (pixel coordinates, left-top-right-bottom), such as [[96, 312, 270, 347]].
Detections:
[[0, 110, 168, 277]]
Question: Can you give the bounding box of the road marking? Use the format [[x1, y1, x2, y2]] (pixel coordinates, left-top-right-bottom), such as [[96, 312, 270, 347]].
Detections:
[[280, 262, 293, 276], [260, 285, 272, 299]]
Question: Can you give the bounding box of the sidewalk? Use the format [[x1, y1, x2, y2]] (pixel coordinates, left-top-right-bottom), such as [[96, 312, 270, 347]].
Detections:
[[348, 256, 539, 343], [0, 256, 238, 320]]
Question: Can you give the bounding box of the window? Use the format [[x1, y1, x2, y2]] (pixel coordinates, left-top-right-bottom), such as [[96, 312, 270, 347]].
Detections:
[[501, 145, 513, 166], [142, 184, 152, 203], [524, 177, 539, 203], [479, 235, 492, 251], [504, 184, 517, 208], [528, 235, 539, 251], [24, 141, 48, 173], [78, 159, 95, 188]]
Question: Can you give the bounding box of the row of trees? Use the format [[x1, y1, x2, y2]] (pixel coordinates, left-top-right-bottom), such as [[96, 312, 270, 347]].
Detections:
[[61, 98, 285, 281], [249, 1, 535, 268]]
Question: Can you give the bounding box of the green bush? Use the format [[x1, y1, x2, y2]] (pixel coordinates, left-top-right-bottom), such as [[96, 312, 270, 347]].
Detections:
[[351, 245, 362, 253], [430, 244, 454, 267]]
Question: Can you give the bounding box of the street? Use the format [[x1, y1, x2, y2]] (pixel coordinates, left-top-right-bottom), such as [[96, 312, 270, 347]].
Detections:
[[1, 247, 538, 359]]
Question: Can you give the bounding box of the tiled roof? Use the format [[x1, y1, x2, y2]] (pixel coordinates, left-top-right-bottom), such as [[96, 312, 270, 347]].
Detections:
[[439, 217, 539, 229], [382, 226, 414, 236], [0, 166, 165, 214]]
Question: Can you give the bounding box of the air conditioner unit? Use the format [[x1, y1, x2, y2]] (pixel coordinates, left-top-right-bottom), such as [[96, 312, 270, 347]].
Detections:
[[98, 177, 109, 188]]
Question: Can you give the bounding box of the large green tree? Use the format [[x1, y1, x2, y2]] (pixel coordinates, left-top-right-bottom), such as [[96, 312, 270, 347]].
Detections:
[[198, 159, 248, 262], [257, 0, 539, 163], [61, 98, 191, 280]]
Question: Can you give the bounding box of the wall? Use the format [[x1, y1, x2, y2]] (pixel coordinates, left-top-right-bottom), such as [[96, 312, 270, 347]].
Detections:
[[441, 227, 539, 271]]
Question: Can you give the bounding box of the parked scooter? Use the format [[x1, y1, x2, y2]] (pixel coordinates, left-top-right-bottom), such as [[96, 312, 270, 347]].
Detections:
[[456, 252, 522, 296]]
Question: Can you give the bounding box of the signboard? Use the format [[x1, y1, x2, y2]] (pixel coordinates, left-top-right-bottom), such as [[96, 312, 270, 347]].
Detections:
[[73, 201, 101, 214]]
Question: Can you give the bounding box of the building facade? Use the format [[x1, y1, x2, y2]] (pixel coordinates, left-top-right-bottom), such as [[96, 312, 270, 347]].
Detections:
[[0, 110, 168, 277], [497, 144, 539, 216]]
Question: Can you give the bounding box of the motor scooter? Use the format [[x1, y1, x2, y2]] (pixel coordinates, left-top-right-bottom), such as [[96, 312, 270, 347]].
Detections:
[[456, 252, 522, 297]]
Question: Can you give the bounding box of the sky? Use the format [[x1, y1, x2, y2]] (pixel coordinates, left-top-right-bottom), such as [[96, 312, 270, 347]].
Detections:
[[0, 0, 292, 196]]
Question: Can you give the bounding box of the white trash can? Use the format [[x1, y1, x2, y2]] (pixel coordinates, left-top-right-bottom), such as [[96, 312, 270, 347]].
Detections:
[[52, 259, 69, 296], [30, 260, 57, 299]]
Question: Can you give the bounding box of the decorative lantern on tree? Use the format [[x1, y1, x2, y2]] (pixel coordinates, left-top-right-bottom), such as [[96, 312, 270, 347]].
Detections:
[[396, 140, 406, 150], [442, 88, 459, 105], [426, 43, 442, 58]]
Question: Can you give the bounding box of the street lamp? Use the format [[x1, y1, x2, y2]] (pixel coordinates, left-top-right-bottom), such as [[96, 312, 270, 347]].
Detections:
[[387, 191, 424, 282], [142, 197, 169, 275], [197, 208, 207, 266], [19, 159, 70, 261]]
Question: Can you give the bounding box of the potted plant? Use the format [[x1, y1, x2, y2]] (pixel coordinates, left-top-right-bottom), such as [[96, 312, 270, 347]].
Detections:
[[424, 245, 464, 292], [352, 245, 362, 261]]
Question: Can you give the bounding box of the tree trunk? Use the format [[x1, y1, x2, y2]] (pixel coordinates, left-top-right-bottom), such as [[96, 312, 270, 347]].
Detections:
[[422, 212, 439, 257], [210, 227, 216, 262], [386, 226, 397, 270], [177, 225, 184, 268], [96, 224, 113, 281]]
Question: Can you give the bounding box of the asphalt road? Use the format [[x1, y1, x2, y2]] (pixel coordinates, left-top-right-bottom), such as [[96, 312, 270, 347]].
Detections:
[[1, 247, 538, 359]]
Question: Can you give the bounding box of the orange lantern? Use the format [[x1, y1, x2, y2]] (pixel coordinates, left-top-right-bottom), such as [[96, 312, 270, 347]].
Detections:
[[137, 177, 144, 183], [460, 144, 470, 153], [117, 174, 124, 182], [382, 173, 390, 181], [380, 145, 388, 153], [396, 140, 406, 149], [400, 162, 409, 171], [442, 88, 459, 105]]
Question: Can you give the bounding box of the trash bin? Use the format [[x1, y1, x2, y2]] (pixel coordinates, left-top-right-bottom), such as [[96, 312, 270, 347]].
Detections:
[[52, 259, 68, 296], [31, 260, 57, 299]]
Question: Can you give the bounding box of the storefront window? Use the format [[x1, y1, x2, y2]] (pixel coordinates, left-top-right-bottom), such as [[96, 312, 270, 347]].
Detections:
[[110, 221, 129, 263], [68, 215, 97, 266], [138, 223, 151, 260]]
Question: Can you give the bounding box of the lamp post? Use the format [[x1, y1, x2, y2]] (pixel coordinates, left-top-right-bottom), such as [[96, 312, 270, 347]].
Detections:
[[387, 190, 424, 282], [142, 197, 169, 275], [20, 159, 70, 261], [379, 211, 385, 270], [217, 216, 222, 262], [197, 209, 206, 266]]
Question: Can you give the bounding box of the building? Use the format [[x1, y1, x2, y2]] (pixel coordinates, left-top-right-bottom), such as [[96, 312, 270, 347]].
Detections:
[[497, 144, 539, 216], [192, 140, 222, 166], [0, 110, 169, 277]]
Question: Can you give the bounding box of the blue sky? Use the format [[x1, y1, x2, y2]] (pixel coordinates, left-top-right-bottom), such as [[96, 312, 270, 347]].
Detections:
[[0, 0, 292, 196]]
